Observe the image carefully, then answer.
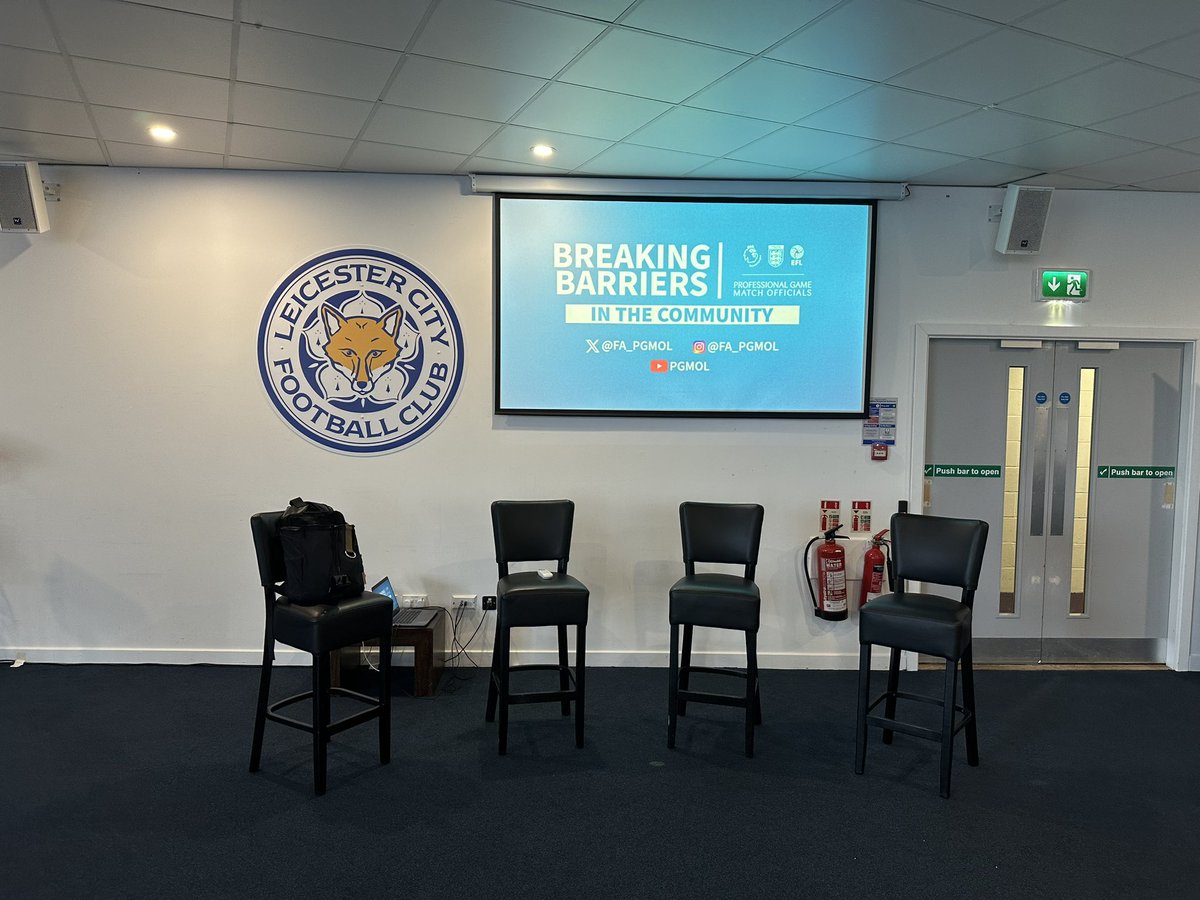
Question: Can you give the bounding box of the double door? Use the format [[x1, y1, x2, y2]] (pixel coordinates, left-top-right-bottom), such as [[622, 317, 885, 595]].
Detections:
[[925, 339, 1183, 664]]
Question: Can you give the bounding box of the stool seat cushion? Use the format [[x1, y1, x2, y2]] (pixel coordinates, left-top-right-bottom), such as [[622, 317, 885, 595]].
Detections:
[[498, 571, 589, 627], [273, 591, 393, 654], [670, 574, 760, 631], [859, 591, 971, 660]]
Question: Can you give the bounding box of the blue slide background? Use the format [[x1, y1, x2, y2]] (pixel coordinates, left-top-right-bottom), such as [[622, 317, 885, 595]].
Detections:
[[497, 196, 872, 415]]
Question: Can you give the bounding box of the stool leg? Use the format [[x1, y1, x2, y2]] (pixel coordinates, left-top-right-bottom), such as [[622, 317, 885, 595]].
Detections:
[[574, 624, 586, 749], [939, 657, 958, 798], [882, 647, 901, 744], [485, 622, 500, 723], [497, 625, 510, 756], [667, 622, 680, 749], [249, 623, 272, 773], [961, 644, 979, 767], [678, 624, 694, 716], [744, 631, 758, 758], [313, 651, 330, 796], [379, 628, 391, 766], [855, 642, 871, 775], [558, 624, 571, 716]]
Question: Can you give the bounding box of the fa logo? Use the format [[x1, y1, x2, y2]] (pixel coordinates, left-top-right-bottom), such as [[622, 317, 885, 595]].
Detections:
[[258, 248, 464, 454]]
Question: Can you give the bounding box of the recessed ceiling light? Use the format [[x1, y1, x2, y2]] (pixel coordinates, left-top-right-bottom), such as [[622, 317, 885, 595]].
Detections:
[[148, 124, 177, 143], [531, 144, 555, 159]]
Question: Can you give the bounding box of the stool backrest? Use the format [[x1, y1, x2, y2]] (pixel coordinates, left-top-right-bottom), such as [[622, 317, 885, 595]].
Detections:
[[679, 501, 764, 579], [492, 499, 575, 576], [890, 512, 988, 601], [250, 510, 286, 588]]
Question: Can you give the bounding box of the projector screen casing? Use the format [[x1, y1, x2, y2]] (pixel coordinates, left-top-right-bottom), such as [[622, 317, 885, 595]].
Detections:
[[494, 193, 875, 418]]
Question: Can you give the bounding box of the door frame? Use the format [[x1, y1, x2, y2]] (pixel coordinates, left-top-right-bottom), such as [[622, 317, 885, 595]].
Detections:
[[911, 323, 1200, 671]]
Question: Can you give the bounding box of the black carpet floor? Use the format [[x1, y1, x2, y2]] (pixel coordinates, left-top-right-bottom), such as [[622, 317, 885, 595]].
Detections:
[[3, 662, 1199, 899]]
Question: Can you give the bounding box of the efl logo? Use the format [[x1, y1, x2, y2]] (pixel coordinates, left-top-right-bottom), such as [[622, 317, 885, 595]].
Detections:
[[258, 248, 465, 454], [650, 359, 669, 373]]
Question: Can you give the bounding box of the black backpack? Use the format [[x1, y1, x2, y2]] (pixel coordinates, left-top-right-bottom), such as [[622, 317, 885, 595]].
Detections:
[[277, 497, 366, 604]]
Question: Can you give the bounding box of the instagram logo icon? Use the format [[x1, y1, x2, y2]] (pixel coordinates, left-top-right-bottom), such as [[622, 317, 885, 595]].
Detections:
[[692, 341, 706, 354]]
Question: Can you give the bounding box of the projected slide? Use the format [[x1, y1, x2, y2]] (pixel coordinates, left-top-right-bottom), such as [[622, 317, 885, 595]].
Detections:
[[495, 195, 874, 417]]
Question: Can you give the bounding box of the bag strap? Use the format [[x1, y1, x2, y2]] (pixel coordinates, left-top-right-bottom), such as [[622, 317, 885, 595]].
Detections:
[[344, 523, 358, 559]]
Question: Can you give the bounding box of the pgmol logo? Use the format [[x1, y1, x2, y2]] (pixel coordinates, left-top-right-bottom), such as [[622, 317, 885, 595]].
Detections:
[[258, 248, 464, 454]]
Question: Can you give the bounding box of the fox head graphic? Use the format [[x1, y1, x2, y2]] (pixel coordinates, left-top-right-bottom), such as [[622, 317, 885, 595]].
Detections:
[[321, 304, 405, 396]]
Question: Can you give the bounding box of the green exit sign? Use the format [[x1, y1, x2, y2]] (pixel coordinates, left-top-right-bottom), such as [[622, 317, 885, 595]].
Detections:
[[1037, 268, 1090, 302]]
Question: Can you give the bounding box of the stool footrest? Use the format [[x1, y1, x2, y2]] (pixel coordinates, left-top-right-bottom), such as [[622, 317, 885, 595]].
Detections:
[[266, 688, 382, 735], [678, 688, 750, 709], [865, 690, 973, 743], [681, 664, 749, 681]]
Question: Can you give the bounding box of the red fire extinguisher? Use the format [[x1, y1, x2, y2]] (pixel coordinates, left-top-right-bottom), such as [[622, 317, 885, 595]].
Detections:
[[805, 524, 849, 621], [858, 529, 890, 607]]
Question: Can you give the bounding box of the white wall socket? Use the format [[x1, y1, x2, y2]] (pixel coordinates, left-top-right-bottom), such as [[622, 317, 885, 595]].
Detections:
[[401, 593, 427, 607], [452, 593, 479, 610]]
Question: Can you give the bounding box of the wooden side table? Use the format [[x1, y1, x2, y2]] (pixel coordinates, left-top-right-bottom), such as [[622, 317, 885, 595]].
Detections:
[[332, 607, 447, 697]]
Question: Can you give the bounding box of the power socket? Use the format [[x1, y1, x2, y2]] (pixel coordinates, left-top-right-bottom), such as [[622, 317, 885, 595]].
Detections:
[[401, 593, 427, 608], [482, 595, 497, 611], [452, 593, 478, 611]]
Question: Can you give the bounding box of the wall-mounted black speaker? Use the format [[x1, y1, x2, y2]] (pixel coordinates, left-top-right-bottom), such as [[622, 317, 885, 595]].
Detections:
[[0, 161, 49, 233], [994, 184, 1052, 255]]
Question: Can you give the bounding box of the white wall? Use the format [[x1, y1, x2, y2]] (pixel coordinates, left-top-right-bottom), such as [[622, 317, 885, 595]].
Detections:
[[1, 169, 1198, 668]]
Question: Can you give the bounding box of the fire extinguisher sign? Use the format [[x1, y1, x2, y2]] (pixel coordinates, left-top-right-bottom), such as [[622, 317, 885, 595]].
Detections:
[[820, 499, 841, 532], [851, 500, 872, 532]]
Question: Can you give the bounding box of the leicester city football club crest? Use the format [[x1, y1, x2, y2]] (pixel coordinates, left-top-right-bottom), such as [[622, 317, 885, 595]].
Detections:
[[258, 248, 465, 454]]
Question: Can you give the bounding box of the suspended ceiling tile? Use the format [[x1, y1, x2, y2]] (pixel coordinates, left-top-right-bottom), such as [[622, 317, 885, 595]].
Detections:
[[385, 57, 545, 121], [1089, 93, 1200, 146], [1132, 31, 1200, 80], [1130, 168, 1200, 191], [890, 29, 1109, 105], [627, 107, 780, 157], [512, 83, 671, 141], [523, 0, 634, 18], [237, 27, 401, 100], [0, 47, 82, 101], [919, 0, 1061, 24], [0, 126, 106, 163], [0, 93, 93, 138], [239, 0, 433, 50], [47, 0, 231, 78], [474, 124, 612, 169], [1062, 146, 1200, 183], [769, 0, 996, 82], [228, 123, 353, 167], [413, 0, 606, 78], [464, 154, 572, 175], [363, 107, 500, 155], [900, 108, 1070, 157], [688, 59, 868, 123], [91, 106, 227, 153], [143, 1, 234, 17], [623, 0, 840, 54], [819, 143, 968, 180], [1015, 172, 1120, 189], [1175, 135, 1200, 155], [726, 125, 879, 170], [105, 141, 226, 167], [562, 29, 747, 103], [798, 85, 977, 142], [344, 142, 469, 174], [232, 83, 374, 138], [688, 157, 809, 179], [1017, 0, 1200, 56], [987, 129, 1153, 171], [911, 157, 1042, 186], [2, 0, 58, 51], [999, 61, 1200, 127], [74, 59, 229, 120], [573, 142, 713, 176]]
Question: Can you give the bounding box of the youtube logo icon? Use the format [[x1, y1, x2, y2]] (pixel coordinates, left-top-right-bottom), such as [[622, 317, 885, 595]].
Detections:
[[650, 359, 669, 373]]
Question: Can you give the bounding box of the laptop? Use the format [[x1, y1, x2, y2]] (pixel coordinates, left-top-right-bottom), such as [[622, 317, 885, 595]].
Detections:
[[372, 577, 437, 628]]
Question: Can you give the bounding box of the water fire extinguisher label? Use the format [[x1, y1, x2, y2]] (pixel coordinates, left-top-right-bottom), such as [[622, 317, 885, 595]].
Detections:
[[851, 500, 871, 532], [824, 566, 848, 612], [820, 500, 840, 531]]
